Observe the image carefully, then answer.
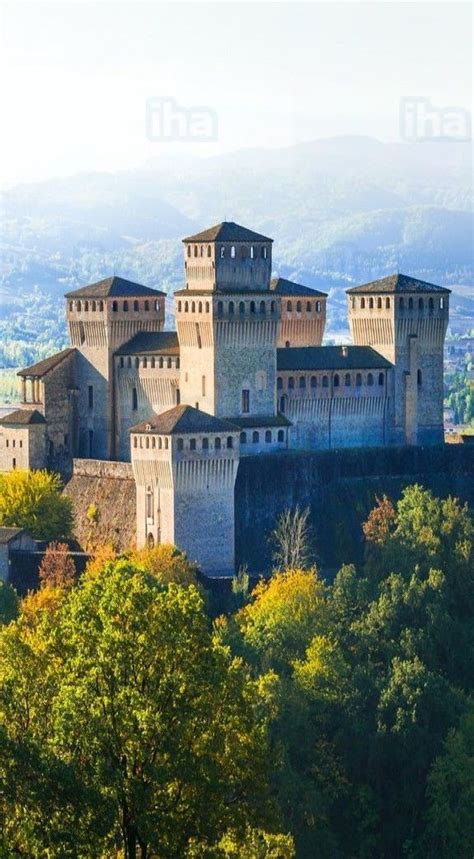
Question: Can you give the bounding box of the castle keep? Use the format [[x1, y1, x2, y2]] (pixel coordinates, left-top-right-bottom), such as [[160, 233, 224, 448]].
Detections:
[[0, 222, 450, 574]]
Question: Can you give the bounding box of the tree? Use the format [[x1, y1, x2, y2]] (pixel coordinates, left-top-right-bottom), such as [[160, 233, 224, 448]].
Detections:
[[0, 469, 73, 541], [127, 542, 198, 586], [38, 541, 76, 589], [270, 506, 313, 570], [0, 581, 19, 625], [0, 561, 285, 857]]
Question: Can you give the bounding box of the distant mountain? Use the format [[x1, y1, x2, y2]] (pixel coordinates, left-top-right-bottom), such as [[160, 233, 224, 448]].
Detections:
[[0, 135, 472, 364]]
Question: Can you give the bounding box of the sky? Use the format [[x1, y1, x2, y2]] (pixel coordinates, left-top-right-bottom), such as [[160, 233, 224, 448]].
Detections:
[[0, 1, 471, 185]]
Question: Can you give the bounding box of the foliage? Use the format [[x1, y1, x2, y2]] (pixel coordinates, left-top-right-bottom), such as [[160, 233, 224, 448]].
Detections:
[[0, 582, 19, 625], [0, 469, 73, 541], [270, 506, 313, 571], [84, 542, 118, 578], [127, 542, 199, 586], [86, 502, 99, 523], [38, 541, 76, 589]]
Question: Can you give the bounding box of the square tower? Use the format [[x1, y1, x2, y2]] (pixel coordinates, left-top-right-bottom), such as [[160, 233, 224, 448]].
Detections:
[[176, 222, 281, 421], [347, 274, 450, 445]]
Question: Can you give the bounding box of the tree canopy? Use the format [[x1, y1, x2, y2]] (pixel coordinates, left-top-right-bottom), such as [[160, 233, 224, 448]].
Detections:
[[0, 469, 73, 541]]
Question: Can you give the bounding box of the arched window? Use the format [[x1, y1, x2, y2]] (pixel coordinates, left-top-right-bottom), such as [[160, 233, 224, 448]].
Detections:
[[205, 302, 210, 313], [299, 376, 306, 389], [429, 297, 434, 313], [190, 438, 196, 451], [285, 341, 290, 348], [143, 357, 147, 368], [135, 357, 139, 368], [99, 300, 104, 311], [200, 245, 204, 257], [159, 357, 164, 368], [440, 297, 445, 309], [215, 437, 221, 450], [145, 437, 149, 449], [417, 369, 422, 385], [378, 372, 384, 386], [241, 246, 247, 259], [287, 301, 292, 312], [277, 377, 283, 390], [377, 297, 382, 309], [260, 300, 266, 314], [334, 373, 340, 387], [345, 373, 351, 386], [229, 301, 234, 315], [262, 247, 267, 259], [194, 245, 198, 257], [230, 246, 236, 258], [202, 437, 209, 450], [155, 300, 160, 312], [408, 297, 414, 310], [250, 246, 254, 259], [152, 436, 156, 448], [265, 430, 272, 443], [187, 245, 191, 257], [277, 430, 284, 442], [399, 297, 404, 310], [252, 431, 259, 443], [69, 301, 73, 311], [271, 301, 276, 313], [123, 301, 128, 311], [356, 372, 362, 386], [418, 298, 424, 311], [151, 357, 155, 368], [280, 396, 286, 413], [217, 301, 224, 316], [296, 301, 302, 312], [198, 301, 203, 313], [386, 297, 390, 309], [191, 301, 196, 313], [288, 376, 295, 389], [91, 301, 96, 311], [316, 301, 321, 312], [158, 436, 162, 449], [167, 358, 172, 368], [207, 245, 211, 257], [84, 301, 89, 311], [128, 356, 132, 367], [226, 436, 233, 449], [220, 246, 225, 258], [178, 301, 182, 312], [306, 301, 311, 312], [310, 375, 317, 388], [145, 300, 150, 311], [240, 431, 247, 444], [132, 387, 138, 410], [250, 301, 256, 313], [367, 373, 374, 386], [239, 301, 245, 315], [177, 438, 184, 451], [134, 300, 139, 312], [360, 297, 365, 309], [369, 297, 374, 309], [119, 356, 124, 368], [184, 301, 189, 312], [164, 437, 169, 449], [76, 300, 82, 311], [322, 375, 329, 388]]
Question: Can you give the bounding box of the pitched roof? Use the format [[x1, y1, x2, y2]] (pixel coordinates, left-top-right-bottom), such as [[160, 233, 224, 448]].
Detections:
[[0, 527, 25, 544], [346, 273, 451, 295], [0, 408, 46, 426], [115, 332, 179, 356], [17, 348, 76, 379], [277, 345, 392, 371], [130, 405, 240, 435], [270, 277, 327, 298], [183, 222, 273, 243], [65, 276, 166, 299]]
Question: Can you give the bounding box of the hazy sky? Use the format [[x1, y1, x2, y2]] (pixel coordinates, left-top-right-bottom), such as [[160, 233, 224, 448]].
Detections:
[[0, 1, 471, 185]]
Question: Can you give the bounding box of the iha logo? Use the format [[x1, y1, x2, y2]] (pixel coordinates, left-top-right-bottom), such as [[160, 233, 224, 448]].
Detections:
[[400, 97, 471, 142], [146, 97, 218, 142]]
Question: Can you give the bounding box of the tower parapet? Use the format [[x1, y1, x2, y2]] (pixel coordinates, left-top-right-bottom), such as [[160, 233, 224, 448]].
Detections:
[[182, 222, 273, 292], [270, 277, 327, 347], [347, 274, 450, 445]]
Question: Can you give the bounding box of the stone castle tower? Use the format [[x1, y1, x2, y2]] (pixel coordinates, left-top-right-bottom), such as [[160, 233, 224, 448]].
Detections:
[[66, 277, 166, 459], [175, 223, 280, 420], [347, 274, 450, 445]]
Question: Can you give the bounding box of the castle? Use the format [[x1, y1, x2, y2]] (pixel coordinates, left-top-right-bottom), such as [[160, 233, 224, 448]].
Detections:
[[0, 222, 450, 574]]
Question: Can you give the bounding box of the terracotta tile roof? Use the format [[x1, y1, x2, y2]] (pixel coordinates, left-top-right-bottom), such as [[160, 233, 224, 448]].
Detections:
[[17, 348, 76, 379], [270, 277, 327, 298], [277, 345, 392, 371], [115, 332, 179, 356], [65, 276, 166, 299], [183, 222, 273, 243], [130, 405, 240, 435], [0, 408, 46, 425], [346, 273, 451, 295]]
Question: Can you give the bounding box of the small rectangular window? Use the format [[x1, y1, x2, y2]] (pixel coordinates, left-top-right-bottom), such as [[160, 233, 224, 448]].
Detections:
[[242, 389, 250, 414], [132, 388, 138, 411], [88, 385, 93, 409]]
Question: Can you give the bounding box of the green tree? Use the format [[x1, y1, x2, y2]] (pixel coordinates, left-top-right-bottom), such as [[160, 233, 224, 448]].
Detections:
[[0, 581, 19, 625], [0, 469, 73, 541]]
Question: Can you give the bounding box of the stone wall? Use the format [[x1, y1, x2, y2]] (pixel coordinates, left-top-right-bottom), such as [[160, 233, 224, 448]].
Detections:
[[64, 458, 136, 550], [235, 444, 474, 574]]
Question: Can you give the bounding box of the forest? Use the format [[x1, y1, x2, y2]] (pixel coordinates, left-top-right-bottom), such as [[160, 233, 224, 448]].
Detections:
[[0, 475, 472, 857]]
